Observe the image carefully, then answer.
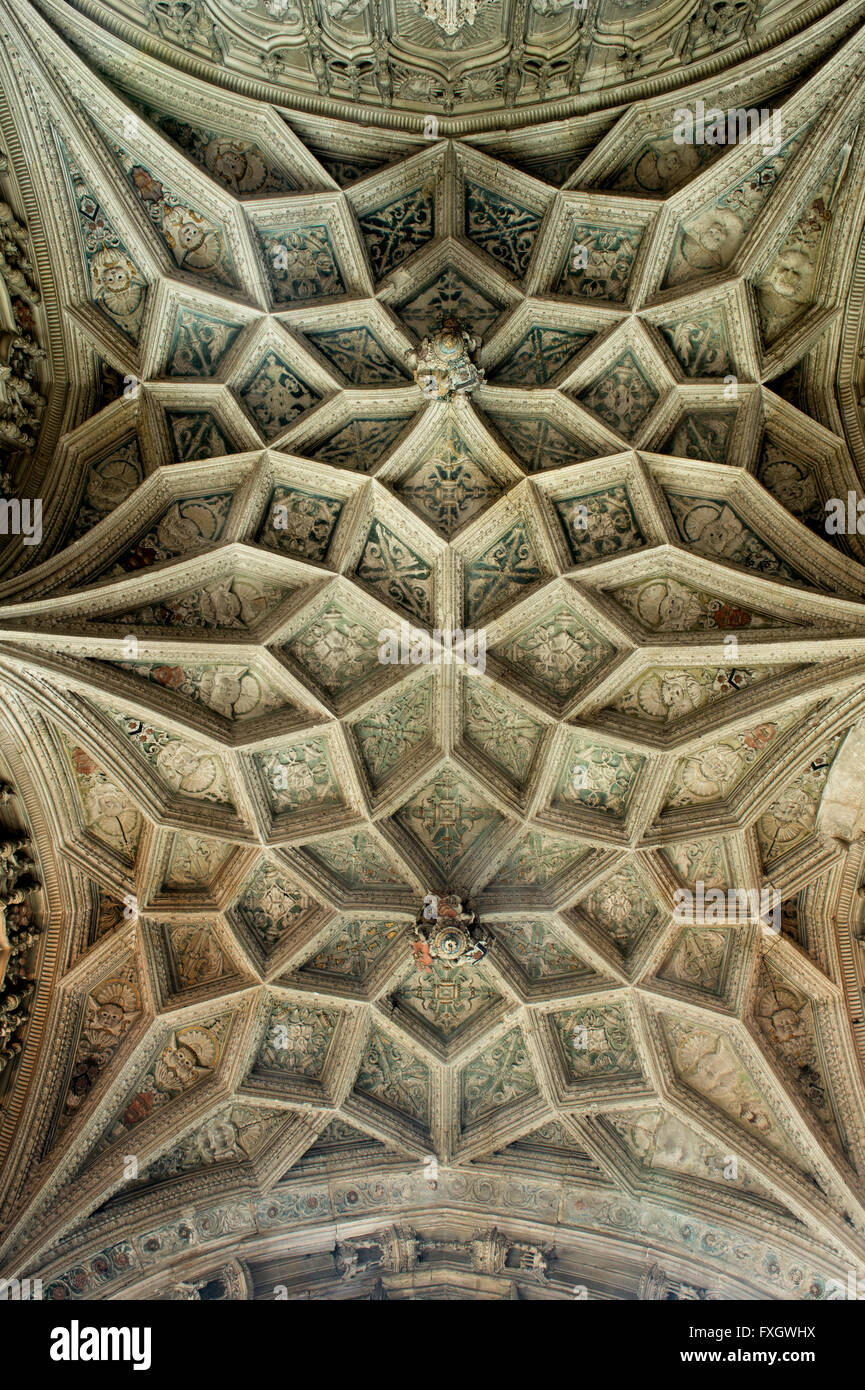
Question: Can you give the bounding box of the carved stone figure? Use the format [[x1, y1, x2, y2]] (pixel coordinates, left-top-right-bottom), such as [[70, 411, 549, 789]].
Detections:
[[334, 1225, 419, 1280]]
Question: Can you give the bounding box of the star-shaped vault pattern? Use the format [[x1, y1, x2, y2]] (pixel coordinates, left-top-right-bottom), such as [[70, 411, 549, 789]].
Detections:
[[3, 0, 865, 1302]]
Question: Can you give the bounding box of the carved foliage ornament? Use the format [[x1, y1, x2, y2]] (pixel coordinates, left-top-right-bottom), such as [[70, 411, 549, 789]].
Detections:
[[416, 0, 490, 36], [0, 785, 42, 1088], [0, 160, 47, 460]]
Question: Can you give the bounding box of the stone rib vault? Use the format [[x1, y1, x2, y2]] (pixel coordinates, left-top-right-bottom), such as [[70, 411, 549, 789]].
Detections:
[[2, 0, 865, 1299]]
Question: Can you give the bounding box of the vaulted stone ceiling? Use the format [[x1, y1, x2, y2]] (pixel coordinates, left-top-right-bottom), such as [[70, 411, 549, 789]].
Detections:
[[24, 0, 856, 129], [3, 0, 865, 1301]]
